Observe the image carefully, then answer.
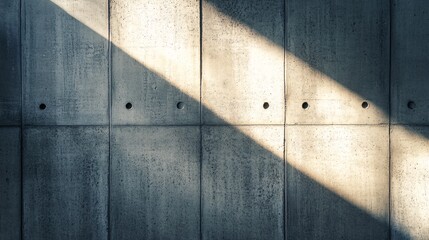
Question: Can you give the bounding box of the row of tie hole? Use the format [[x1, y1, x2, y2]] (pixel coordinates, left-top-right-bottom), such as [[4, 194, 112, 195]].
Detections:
[[127, 102, 270, 110], [301, 101, 371, 109], [301, 101, 417, 110], [125, 102, 187, 110], [38, 101, 417, 111], [38, 102, 270, 110]]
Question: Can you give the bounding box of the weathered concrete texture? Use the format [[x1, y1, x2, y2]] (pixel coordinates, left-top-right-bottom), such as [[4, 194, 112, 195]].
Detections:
[[202, 0, 284, 125], [0, 0, 21, 125], [0, 128, 21, 240], [391, 0, 429, 124], [286, 125, 389, 240], [391, 126, 429, 240], [111, 126, 200, 240], [202, 126, 284, 240], [111, 0, 200, 125], [23, 127, 108, 240], [286, 0, 389, 124], [23, 0, 108, 125]]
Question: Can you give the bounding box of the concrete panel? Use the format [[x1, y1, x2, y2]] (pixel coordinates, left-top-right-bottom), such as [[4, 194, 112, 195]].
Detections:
[[0, 0, 21, 125], [111, 0, 200, 125], [23, 0, 108, 125], [0, 128, 20, 240], [111, 126, 200, 240], [391, 0, 429, 124], [202, 1, 284, 125], [23, 127, 108, 240], [391, 126, 429, 239], [202, 126, 284, 239], [286, 125, 389, 240], [286, 0, 389, 124]]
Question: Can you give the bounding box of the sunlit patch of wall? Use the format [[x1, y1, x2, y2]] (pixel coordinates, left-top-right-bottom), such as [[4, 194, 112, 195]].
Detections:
[[391, 126, 429, 239], [49, 0, 398, 232], [2, 0, 426, 239]]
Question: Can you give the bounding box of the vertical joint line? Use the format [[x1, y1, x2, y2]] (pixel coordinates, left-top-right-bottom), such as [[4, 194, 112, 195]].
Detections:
[[199, 1, 203, 239], [20, 0, 24, 239], [107, 0, 112, 239], [283, 0, 287, 239], [388, 0, 393, 238]]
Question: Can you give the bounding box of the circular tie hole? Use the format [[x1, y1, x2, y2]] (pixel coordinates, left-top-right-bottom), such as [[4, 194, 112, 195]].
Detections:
[[39, 103, 46, 110], [177, 102, 185, 110], [125, 102, 133, 110], [407, 101, 416, 110], [361, 101, 369, 109], [302, 102, 309, 110], [263, 102, 269, 109]]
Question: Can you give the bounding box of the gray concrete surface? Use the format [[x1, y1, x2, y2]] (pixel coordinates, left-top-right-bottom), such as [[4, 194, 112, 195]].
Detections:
[[111, 126, 200, 240], [390, 1, 429, 239], [0, 0, 428, 239], [391, 0, 429, 124], [111, 0, 200, 125], [286, 125, 389, 240], [391, 126, 429, 240], [23, 0, 108, 125], [202, 0, 285, 125], [202, 126, 284, 240], [23, 127, 108, 240], [286, 0, 389, 124], [0, 0, 21, 125], [0, 127, 21, 240]]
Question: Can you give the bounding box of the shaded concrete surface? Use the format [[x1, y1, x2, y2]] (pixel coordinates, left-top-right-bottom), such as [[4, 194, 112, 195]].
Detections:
[[23, 127, 108, 240], [391, 126, 429, 240], [23, 0, 109, 125], [111, 126, 200, 240], [391, 0, 429, 124], [287, 125, 389, 240], [0, 127, 21, 240], [0, 0, 21, 125], [0, 0, 425, 239], [202, 126, 284, 240]]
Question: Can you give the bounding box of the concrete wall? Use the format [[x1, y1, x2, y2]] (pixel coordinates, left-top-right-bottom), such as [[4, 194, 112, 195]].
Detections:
[[0, 0, 428, 239]]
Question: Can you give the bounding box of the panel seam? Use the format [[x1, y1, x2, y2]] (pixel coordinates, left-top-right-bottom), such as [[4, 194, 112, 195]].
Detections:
[[388, 0, 393, 239], [107, 0, 112, 239], [283, 0, 287, 239], [199, 0, 203, 239], [20, 0, 24, 238]]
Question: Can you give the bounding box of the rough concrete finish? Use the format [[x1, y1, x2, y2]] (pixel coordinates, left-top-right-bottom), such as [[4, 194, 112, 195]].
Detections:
[[0, 0, 427, 239], [0, 128, 21, 240], [286, 0, 389, 124], [0, 0, 21, 125], [23, 127, 108, 240], [202, 126, 284, 240], [391, 126, 429, 240], [391, 0, 429, 124], [111, 126, 200, 240], [286, 125, 389, 240], [111, 0, 200, 125], [202, 0, 285, 125], [23, 0, 108, 125]]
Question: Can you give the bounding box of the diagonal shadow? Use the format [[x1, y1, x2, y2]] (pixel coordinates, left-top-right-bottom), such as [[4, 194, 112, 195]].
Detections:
[[8, 0, 419, 239], [207, 0, 390, 122]]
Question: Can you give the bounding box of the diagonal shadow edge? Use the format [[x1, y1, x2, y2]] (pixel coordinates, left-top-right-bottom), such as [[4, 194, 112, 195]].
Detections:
[[206, 0, 391, 124], [17, 0, 416, 239]]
